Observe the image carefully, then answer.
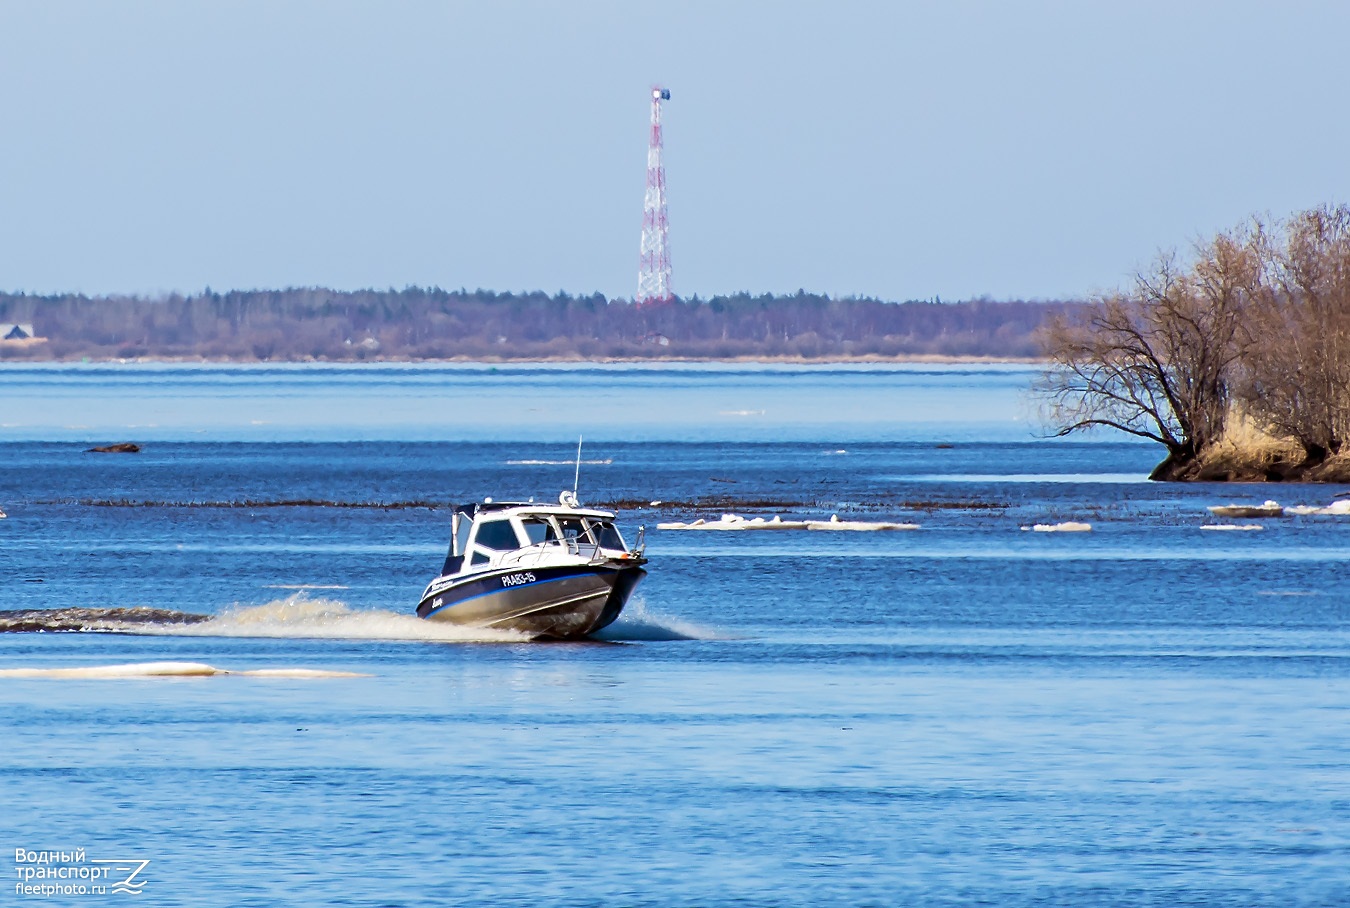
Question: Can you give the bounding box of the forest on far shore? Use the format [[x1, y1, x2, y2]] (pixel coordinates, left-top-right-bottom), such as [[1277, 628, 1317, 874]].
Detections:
[[0, 289, 1077, 361]]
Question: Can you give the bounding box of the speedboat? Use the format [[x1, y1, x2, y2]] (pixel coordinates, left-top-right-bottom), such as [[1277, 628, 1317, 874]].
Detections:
[[416, 491, 648, 639]]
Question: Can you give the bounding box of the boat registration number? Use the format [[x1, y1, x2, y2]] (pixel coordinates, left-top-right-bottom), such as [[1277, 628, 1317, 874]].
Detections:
[[501, 572, 537, 588]]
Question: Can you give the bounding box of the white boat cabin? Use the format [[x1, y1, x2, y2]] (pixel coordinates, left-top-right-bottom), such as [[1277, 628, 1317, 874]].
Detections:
[[443, 500, 631, 576]]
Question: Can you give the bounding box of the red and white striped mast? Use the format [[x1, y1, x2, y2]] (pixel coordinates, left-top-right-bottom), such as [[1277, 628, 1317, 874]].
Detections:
[[637, 86, 672, 306]]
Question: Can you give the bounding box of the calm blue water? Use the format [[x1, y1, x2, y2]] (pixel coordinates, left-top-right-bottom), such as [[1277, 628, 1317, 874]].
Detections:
[[1, 365, 1347, 907]]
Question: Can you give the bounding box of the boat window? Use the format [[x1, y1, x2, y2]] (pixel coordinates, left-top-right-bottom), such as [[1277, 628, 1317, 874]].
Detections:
[[519, 517, 556, 545], [557, 517, 593, 543], [590, 520, 625, 550], [469, 550, 491, 566], [451, 511, 469, 556], [473, 519, 521, 552]]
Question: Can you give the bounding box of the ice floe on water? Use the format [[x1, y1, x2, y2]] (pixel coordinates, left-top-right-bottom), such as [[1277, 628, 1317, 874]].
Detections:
[[659, 514, 805, 530], [807, 515, 920, 531], [1204, 498, 1350, 517], [0, 661, 369, 679], [657, 513, 918, 531], [1023, 522, 1093, 533], [1285, 499, 1350, 516], [1208, 500, 1285, 518], [1199, 498, 1350, 518]]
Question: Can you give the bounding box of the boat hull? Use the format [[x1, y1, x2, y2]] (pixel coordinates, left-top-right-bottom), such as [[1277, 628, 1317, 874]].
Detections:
[[417, 562, 646, 639]]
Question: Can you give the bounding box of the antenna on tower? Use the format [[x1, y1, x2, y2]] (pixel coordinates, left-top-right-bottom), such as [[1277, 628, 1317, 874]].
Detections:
[[637, 86, 673, 306]]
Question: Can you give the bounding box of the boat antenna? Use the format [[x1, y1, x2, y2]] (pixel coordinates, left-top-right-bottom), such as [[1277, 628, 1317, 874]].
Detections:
[[573, 435, 583, 498]]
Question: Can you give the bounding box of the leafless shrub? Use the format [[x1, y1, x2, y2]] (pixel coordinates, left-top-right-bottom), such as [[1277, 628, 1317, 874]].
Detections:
[[1238, 205, 1350, 464], [1039, 229, 1259, 478]]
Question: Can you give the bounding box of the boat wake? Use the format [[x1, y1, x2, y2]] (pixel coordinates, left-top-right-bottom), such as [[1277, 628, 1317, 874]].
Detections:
[[0, 596, 527, 643], [156, 597, 530, 642], [593, 598, 720, 642], [0, 595, 708, 643]]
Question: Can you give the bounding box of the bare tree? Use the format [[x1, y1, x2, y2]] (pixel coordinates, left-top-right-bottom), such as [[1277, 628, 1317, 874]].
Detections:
[[1040, 231, 1259, 479], [1239, 205, 1350, 465]]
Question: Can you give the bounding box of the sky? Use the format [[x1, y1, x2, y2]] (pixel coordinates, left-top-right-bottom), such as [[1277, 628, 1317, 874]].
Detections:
[[0, 1, 1346, 303]]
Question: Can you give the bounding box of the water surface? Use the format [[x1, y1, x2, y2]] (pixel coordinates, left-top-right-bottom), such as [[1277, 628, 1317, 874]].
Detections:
[[1, 365, 1346, 907]]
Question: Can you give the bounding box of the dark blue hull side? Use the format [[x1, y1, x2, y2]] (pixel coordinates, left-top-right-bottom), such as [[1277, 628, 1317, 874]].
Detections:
[[417, 562, 646, 639]]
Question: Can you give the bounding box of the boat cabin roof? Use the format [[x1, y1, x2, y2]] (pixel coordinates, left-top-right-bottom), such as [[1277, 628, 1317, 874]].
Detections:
[[456, 501, 616, 522]]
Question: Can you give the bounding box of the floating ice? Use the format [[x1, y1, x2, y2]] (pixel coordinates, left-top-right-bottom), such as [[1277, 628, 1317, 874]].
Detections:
[[657, 513, 917, 531], [0, 661, 369, 679], [806, 515, 920, 531], [1286, 499, 1350, 516], [1207, 500, 1284, 518], [1024, 522, 1093, 533], [658, 514, 802, 530]]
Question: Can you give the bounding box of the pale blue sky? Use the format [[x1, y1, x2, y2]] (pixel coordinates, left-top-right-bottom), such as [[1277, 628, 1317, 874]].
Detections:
[[1, 1, 1346, 302]]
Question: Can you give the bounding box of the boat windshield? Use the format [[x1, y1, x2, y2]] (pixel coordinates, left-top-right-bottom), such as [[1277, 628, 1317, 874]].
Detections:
[[519, 516, 557, 546], [557, 517, 593, 543], [589, 520, 625, 550]]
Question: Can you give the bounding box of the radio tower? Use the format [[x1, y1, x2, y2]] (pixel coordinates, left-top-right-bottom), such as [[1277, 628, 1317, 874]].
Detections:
[[637, 86, 672, 305]]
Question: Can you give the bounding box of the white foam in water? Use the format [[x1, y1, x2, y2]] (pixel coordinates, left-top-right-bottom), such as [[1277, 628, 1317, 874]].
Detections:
[[594, 597, 720, 642], [0, 661, 369, 679], [1200, 524, 1264, 532], [148, 594, 528, 643]]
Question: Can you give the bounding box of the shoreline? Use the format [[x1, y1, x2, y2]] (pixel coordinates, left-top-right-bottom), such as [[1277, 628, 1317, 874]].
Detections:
[[0, 353, 1047, 366]]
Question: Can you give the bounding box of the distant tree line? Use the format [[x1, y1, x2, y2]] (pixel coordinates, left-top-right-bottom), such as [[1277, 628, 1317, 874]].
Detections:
[[0, 288, 1075, 361], [1041, 204, 1350, 481]]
